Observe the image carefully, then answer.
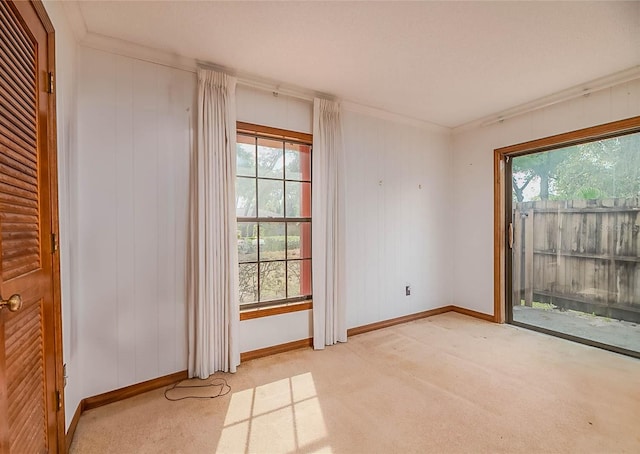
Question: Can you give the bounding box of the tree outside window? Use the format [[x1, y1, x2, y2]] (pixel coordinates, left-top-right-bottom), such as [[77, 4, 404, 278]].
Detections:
[[236, 125, 312, 309]]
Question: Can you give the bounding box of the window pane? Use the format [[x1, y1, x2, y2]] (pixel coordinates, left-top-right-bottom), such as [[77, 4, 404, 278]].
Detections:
[[257, 138, 284, 179], [237, 135, 256, 177], [259, 261, 286, 301], [236, 177, 256, 217], [258, 179, 284, 217], [285, 181, 311, 217], [239, 263, 258, 304], [236, 128, 313, 308], [287, 259, 312, 298], [285, 143, 311, 181], [259, 222, 285, 261], [510, 130, 640, 354], [237, 222, 258, 263], [287, 222, 311, 259]]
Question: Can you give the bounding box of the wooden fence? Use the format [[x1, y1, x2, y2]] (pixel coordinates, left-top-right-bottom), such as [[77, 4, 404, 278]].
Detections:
[[512, 198, 640, 322]]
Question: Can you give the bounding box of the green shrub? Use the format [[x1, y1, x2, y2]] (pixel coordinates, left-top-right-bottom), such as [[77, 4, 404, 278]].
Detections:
[[263, 236, 300, 251]]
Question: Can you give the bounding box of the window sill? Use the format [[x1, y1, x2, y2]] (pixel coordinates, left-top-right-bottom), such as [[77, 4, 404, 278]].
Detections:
[[240, 301, 312, 321]]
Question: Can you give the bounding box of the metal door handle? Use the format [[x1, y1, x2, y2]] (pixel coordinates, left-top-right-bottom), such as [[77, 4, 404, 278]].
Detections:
[[508, 223, 514, 249], [0, 294, 22, 312]]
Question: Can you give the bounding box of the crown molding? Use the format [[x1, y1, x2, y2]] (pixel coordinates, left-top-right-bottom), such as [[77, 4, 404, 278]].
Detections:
[[453, 65, 640, 135], [341, 100, 451, 135], [78, 32, 450, 134], [81, 32, 198, 74], [60, 0, 87, 41]]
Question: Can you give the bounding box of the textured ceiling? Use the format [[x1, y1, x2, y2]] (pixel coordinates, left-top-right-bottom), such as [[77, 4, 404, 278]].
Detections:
[[74, 1, 640, 128]]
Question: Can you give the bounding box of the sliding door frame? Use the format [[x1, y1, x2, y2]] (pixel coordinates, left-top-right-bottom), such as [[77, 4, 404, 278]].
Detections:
[[494, 115, 640, 357]]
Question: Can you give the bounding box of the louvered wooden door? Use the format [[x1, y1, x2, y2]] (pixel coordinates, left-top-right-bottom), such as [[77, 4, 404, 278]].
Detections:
[[0, 0, 61, 453]]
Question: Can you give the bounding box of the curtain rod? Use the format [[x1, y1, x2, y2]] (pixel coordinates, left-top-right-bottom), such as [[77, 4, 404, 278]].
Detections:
[[197, 61, 316, 102], [479, 66, 640, 128]]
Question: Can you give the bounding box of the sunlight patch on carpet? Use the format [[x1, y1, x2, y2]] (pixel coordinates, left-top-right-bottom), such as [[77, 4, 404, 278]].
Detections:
[[217, 372, 330, 453]]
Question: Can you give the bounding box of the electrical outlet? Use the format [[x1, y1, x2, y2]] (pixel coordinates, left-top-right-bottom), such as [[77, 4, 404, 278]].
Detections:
[[405, 285, 411, 296]]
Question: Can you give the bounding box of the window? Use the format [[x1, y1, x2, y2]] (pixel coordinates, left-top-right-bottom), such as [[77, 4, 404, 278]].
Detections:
[[236, 122, 312, 310]]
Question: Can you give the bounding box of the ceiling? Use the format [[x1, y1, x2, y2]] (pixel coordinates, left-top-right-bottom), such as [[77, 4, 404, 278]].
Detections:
[[72, 1, 640, 128]]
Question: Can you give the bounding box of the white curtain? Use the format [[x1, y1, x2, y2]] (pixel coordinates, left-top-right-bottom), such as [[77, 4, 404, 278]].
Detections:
[[188, 68, 240, 378], [312, 98, 347, 349]]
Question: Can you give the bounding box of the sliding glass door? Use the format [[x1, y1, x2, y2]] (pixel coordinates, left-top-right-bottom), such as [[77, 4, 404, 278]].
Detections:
[[506, 127, 640, 357]]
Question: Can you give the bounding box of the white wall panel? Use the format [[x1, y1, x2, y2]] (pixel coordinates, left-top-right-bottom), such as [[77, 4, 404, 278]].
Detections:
[[239, 311, 312, 354], [342, 110, 453, 328], [132, 60, 160, 380], [77, 45, 451, 397], [78, 48, 119, 396], [451, 79, 640, 316], [236, 85, 312, 133], [236, 90, 453, 347], [114, 55, 135, 387], [77, 47, 195, 397]]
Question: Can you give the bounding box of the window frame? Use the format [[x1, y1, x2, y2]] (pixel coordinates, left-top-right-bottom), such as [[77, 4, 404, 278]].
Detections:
[[236, 122, 313, 315]]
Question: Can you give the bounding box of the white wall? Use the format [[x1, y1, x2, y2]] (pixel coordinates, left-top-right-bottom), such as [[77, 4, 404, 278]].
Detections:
[[236, 90, 454, 348], [343, 109, 453, 327], [451, 79, 640, 316], [77, 46, 194, 397], [42, 0, 80, 430], [75, 51, 456, 378], [236, 85, 312, 134], [75, 52, 321, 393]]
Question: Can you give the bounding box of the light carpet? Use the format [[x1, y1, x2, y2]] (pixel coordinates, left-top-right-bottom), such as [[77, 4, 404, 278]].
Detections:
[[70, 312, 640, 453]]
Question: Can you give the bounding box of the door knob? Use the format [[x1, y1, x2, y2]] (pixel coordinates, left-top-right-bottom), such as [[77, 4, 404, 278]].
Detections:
[[0, 294, 22, 312]]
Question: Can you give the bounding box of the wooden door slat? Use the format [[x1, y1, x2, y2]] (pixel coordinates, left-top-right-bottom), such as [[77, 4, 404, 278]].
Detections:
[[0, 194, 38, 211], [3, 245, 39, 261], [0, 109, 37, 150], [0, 76, 36, 119], [7, 351, 41, 408], [3, 236, 38, 248], [0, 39, 35, 98], [4, 261, 40, 280], [0, 1, 35, 62], [10, 397, 44, 453], [0, 171, 38, 195], [2, 251, 39, 270], [0, 161, 38, 185], [0, 123, 37, 159], [7, 340, 41, 398], [0, 180, 38, 202], [0, 69, 36, 113], [1, 230, 38, 242], [0, 2, 36, 74], [0, 220, 39, 232], [0, 0, 36, 61], [0, 36, 35, 96], [3, 246, 40, 261], [0, 93, 36, 138], [0, 179, 38, 200], [0, 140, 38, 173], [0, 151, 37, 179], [0, 79, 36, 126], [4, 298, 39, 338], [0, 212, 38, 224], [0, 202, 38, 216]]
